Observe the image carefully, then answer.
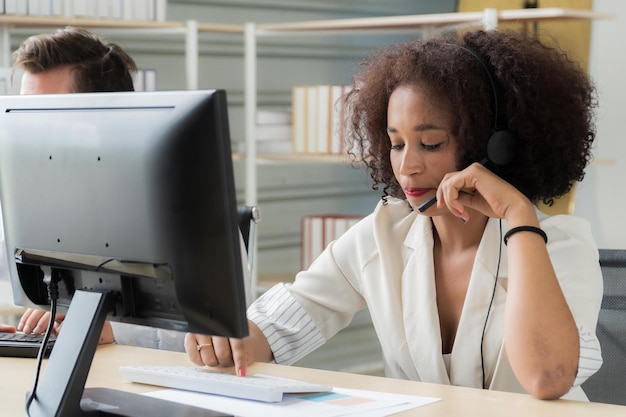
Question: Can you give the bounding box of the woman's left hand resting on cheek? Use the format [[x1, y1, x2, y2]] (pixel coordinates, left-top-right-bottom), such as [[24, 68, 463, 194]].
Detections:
[[436, 162, 535, 225]]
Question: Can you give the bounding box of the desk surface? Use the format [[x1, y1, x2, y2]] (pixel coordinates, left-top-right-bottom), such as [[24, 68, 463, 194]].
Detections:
[[1, 344, 624, 416]]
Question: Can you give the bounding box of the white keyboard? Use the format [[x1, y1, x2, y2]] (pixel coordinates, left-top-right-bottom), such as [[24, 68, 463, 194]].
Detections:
[[120, 365, 333, 403]]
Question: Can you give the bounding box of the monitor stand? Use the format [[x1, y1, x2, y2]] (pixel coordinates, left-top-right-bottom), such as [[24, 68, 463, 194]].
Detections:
[[25, 289, 230, 417]]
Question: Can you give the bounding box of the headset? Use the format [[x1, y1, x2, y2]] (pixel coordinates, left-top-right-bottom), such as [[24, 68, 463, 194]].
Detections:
[[417, 43, 517, 213], [458, 44, 517, 167]]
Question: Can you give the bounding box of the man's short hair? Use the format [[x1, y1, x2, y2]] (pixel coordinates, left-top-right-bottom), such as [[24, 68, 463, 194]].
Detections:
[[12, 26, 137, 92]]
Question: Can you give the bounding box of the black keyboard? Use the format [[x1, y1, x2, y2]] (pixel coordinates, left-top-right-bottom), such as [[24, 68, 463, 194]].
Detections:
[[0, 332, 56, 358]]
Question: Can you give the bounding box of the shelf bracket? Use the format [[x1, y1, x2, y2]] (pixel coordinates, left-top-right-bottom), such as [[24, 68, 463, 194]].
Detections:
[[482, 8, 498, 31], [244, 22, 259, 298], [185, 19, 199, 90], [0, 25, 10, 69], [244, 22, 257, 207]]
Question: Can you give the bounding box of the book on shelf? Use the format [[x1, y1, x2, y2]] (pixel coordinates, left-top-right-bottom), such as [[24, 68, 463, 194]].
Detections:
[[305, 86, 317, 154], [301, 214, 363, 270], [144, 69, 157, 91], [254, 126, 293, 153], [5, 0, 28, 15], [330, 85, 348, 154], [256, 140, 293, 154], [254, 109, 293, 153], [0, 67, 12, 95], [316, 85, 330, 154], [291, 84, 352, 156], [255, 125, 291, 141], [7, 0, 166, 20], [25, 0, 49, 16], [257, 109, 292, 125], [99, 0, 122, 19], [292, 86, 307, 153], [133, 69, 157, 92], [125, 0, 156, 21]]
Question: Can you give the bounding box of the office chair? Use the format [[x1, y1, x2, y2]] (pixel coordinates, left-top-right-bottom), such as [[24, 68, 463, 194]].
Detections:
[[237, 205, 261, 274], [581, 249, 626, 405]]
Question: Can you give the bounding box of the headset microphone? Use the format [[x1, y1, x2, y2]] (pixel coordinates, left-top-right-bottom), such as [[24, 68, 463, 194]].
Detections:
[[417, 194, 438, 213], [417, 43, 517, 213]]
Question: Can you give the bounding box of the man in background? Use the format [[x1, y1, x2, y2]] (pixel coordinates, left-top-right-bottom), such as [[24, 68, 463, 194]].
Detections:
[[0, 26, 136, 335]]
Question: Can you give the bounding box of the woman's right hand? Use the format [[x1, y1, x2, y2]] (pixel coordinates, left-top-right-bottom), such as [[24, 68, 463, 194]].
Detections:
[[184, 320, 272, 377]]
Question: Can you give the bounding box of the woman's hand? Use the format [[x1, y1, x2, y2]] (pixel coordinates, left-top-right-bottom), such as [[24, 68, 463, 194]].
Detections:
[[185, 320, 272, 377], [436, 162, 535, 224]]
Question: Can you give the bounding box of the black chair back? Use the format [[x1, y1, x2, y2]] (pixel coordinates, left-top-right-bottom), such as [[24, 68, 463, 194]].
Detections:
[[582, 249, 626, 405]]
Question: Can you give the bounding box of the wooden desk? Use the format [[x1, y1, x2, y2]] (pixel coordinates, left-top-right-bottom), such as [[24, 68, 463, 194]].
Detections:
[[1, 344, 624, 416]]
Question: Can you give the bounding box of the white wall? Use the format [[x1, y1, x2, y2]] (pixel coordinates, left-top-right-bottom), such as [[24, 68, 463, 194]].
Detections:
[[576, 0, 626, 249]]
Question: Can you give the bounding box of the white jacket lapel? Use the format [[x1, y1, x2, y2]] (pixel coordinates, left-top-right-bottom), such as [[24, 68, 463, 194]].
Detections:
[[450, 218, 508, 388], [401, 216, 450, 384]]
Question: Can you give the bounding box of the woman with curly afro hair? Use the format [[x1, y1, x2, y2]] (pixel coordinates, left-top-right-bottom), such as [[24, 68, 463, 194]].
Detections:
[[186, 29, 603, 402]]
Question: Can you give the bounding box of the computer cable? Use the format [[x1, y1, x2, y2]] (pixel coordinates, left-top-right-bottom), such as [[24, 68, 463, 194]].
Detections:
[[25, 267, 60, 417], [480, 219, 503, 389]]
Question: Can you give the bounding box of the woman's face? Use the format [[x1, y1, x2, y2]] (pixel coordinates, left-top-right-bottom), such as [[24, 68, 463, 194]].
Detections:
[[387, 84, 459, 214]]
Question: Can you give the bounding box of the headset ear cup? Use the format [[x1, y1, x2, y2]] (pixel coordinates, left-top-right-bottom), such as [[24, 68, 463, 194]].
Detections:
[[487, 130, 517, 166]]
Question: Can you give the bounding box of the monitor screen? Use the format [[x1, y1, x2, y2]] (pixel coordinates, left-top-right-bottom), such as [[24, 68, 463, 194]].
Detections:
[[0, 90, 248, 416]]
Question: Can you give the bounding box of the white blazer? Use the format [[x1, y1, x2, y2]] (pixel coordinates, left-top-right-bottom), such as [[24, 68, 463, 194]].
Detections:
[[253, 198, 603, 399]]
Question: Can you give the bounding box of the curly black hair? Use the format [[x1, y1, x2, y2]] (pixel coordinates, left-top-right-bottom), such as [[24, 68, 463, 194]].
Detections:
[[345, 29, 597, 206]]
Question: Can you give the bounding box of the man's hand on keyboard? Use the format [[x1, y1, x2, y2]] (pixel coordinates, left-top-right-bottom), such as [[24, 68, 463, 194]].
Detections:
[[185, 320, 273, 379], [18, 309, 63, 335], [0, 323, 16, 333], [17, 309, 116, 345]]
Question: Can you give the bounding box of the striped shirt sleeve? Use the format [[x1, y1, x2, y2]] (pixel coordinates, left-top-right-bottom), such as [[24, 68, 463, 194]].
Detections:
[[573, 325, 603, 387], [247, 283, 326, 365]]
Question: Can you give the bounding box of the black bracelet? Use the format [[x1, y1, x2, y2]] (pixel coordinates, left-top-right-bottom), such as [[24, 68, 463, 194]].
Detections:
[[503, 226, 548, 246]]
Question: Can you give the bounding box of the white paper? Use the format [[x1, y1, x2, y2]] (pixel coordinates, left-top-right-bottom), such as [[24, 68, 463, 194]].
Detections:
[[144, 386, 439, 417]]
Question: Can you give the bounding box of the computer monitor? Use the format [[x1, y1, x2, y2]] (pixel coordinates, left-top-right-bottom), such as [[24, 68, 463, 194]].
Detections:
[[0, 90, 247, 416]]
